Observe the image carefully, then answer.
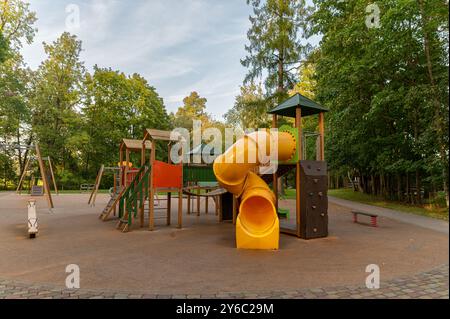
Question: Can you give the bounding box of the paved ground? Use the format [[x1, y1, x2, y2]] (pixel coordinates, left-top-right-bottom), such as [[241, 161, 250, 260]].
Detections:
[[0, 193, 448, 299], [1, 264, 447, 299], [329, 196, 449, 234]]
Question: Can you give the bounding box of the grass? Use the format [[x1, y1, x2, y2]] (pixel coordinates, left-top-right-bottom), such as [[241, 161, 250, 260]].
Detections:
[[281, 188, 448, 221]]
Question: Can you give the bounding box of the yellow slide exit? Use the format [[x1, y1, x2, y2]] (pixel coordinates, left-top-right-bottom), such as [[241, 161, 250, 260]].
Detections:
[[213, 131, 296, 250]]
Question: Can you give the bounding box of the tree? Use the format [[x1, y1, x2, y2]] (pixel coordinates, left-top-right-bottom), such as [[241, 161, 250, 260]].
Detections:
[[224, 83, 272, 129], [82, 66, 171, 176], [172, 92, 212, 131], [289, 61, 316, 99], [0, 0, 36, 179], [0, 0, 37, 52], [242, 0, 311, 101], [31, 32, 85, 173]]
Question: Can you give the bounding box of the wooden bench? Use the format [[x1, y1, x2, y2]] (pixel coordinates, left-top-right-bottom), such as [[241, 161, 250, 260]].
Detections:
[[352, 211, 378, 227], [80, 184, 95, 192]]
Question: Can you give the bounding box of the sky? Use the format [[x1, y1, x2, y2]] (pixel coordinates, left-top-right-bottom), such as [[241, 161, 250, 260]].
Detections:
[[21, 0, 254, 121]]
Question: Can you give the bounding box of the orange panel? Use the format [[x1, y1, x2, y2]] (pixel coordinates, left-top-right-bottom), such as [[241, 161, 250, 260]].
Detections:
[[153, 161, 183, 189]]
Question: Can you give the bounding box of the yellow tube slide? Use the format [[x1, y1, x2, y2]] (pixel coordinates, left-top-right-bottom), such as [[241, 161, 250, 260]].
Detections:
[[213, 131, 296, 250]]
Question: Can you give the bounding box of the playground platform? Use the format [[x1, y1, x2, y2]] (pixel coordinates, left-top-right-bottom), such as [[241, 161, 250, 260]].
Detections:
[[0, 192, 448, 297]]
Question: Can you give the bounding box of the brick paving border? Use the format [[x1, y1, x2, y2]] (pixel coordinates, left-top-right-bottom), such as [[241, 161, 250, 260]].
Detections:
[[0, 264, 448, 299]]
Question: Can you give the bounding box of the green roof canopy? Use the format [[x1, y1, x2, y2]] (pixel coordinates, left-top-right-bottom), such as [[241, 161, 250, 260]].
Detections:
[[268, 93, 329, 117]]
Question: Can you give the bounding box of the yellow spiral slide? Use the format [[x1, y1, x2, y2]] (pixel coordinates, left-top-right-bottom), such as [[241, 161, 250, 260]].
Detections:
[[213, 131, 296, 250]]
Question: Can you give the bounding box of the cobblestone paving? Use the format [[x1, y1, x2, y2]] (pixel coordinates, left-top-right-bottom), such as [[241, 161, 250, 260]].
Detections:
[[1, 264, 448, 299]]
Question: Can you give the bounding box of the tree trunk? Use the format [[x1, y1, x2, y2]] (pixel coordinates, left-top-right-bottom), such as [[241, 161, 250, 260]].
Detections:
[[397, 174, 402, 201], [415, 169, 422, 204]]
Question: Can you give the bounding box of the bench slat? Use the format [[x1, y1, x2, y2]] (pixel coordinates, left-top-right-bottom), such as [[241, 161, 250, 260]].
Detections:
[[352, 211, 378, 218]]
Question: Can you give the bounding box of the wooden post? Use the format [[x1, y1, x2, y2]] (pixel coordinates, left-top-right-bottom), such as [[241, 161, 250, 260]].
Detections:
[[167, 144, 172, 225], [113, 171, 117, 217], [140, 139, 146, 227], [141, 139, 145, 167], [119, 145, 124, 188], [16, 157, 30, 194], [197, 185, 201, 216], [125, 149, 130, 187], [178, 189, 183, 229], [187, 182, 191, 215], [35, 143, 54, 209], [232, 195, 237, 225], [215, 196, 219, 216], [296, 108, 302, 237], [47, 157, 58, 195], [149, 140, 156, 231], [89, 165, 104, 206], [319, 112, 325, 161], [272, 114, 278, 212], [205, 189, 209, 215], [218, 195, 223, 222], [167, 192, 172, 226]]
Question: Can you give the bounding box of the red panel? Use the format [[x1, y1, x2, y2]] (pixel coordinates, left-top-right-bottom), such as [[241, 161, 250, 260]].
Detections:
[[153, 161, 183, 189], [126, 169, 140, 186]]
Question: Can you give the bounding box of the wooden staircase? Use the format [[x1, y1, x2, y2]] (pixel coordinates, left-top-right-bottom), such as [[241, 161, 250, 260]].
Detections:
[[99, 187, 124, 221]]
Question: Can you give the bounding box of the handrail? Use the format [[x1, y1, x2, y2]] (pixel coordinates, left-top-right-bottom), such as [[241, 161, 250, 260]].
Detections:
[[124, 167, 150, 226], [118, 165, 147, 219]]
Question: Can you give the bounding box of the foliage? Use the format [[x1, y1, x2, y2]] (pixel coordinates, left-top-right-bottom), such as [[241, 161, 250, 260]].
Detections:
[[242, 0, 311, 97], [83, 66, 171, 175], [0, 0, 37, 52], [0, 32, 9, 63], [224, 83, 272, 129], [309, 0, 449, 204]]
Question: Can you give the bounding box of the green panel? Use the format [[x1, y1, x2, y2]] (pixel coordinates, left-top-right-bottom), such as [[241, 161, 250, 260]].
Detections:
[[183, 166, 217, 183]]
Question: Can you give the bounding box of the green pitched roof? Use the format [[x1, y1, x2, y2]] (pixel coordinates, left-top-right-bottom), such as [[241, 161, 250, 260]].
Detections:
[[268, 93, 329, 117]]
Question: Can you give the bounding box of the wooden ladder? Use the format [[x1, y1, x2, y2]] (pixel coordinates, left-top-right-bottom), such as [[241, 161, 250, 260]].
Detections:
[[99, 187, 124, 221]]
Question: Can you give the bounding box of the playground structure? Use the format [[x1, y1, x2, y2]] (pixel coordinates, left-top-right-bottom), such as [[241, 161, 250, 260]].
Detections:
[[97, 131, 185, 232], [94, 94, 329, 250], [1, 142, 57, 209], [213, 93, 329, 249], [98, 138, 152, 221], [91, 139, 152, 208], [97, 130, 228, 233]]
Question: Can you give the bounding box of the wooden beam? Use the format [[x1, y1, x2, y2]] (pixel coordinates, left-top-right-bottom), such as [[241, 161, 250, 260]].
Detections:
[[89, 164, 104, 205], [319, 112, 325, 161], [149, 140, 156, 231], [272, 114, 278, 212], [16, 157, 30, 194], [197, 186, 201, 216], [205, 189, 209, 215], [167, 192, 172, 226], [178, 189, 183, 229], [232, 195, 237, 225], [35, 143, 54, 209], [119, 147, 124, 188], [47, 157, 58, 195], [295, 107, 302, 237]]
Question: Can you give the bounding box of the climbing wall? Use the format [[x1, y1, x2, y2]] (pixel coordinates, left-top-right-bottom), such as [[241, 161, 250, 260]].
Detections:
[[299, 160, 328, 239]]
